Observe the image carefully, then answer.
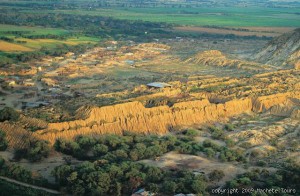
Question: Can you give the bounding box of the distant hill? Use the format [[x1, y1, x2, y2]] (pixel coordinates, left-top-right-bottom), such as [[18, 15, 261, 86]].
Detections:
[[254, 28, 300, 69], [186, 50, 271, 71]]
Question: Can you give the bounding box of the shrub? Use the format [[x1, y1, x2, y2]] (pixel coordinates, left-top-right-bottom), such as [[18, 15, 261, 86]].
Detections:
[[185, 129, 198, 137], [0, 107, 19, 122], [15, 140, 50, 162], [208, 126, 225, 140], [257, 160, 267, 167], [225, 124, 235, 132], [209, 169, 225, 182]]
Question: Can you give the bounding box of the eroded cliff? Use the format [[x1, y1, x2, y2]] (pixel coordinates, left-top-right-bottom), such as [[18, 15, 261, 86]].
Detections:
[[33, 91, 300, 144]]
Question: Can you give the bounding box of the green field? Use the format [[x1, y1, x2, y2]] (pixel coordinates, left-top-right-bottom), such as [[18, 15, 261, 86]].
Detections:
[[0, 24, 100, 53], [29, 6, 300, 27], [0, 24, 69, 36]]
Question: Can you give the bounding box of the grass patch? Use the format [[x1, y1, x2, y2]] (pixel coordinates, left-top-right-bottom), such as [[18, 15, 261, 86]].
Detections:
[[0, 24, 68, 36]]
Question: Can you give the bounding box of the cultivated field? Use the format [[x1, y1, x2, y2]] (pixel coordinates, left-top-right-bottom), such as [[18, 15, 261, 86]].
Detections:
[[0, 41, 33, 52], [36, 7, 300, 27]]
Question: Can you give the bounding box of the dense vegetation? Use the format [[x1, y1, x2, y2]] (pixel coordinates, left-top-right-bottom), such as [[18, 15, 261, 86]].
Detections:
[[226, 161, 300, 195], [54, 131, 246, 162], [0, 107, 20, 122], [0, 180, 54, 196], [52, 161, 207, 195], [51, 131, 247, 195], [0, 156, 51, 189]]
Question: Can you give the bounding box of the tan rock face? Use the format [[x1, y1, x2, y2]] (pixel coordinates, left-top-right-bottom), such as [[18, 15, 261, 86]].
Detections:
[[34, 91, 300, 144], [291, 108, 300, 119], [0, 122, 35, 149], [252, 92, 300, 113], [255, 28, 300, 66], [185, 50, 269, 71], [294, 60, 300, 70]]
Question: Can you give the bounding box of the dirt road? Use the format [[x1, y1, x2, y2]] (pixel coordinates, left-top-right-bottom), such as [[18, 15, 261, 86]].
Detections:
[[0, 176, 60, 195]]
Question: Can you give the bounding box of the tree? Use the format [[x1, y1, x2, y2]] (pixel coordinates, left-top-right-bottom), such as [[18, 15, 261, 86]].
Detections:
[[225, 139, 235, 147], [113, 149, 128, 160], [162, 181, 177, 194], [146, 166, 163, 182], [134, 143, 146, 159], [144, 145, 162, 158], [107, 165, 123, 179], [129, 150, 139, 161], [209, 170, 225, 182], [26, 140, 50, 162], [191, 175, 207, 194], [185, 129, 198, 137], [52, 165, 72, 185], [54, 139, 80, 155], [238, 177, 251, 185], [90, 172, 111, 195], [0, 130, 8, 151], [93, 144, 108, 156], [204, 147, 215, 158], [147, 183, 159, 194], [225, 124, 235, 131], [75, 135, 96, 150], [105, 135, 121, 149]]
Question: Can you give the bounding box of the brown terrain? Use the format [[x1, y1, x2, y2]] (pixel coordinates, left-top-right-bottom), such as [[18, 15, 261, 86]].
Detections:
[[173, 26, 295, 37], [0, 28, 299, 186]]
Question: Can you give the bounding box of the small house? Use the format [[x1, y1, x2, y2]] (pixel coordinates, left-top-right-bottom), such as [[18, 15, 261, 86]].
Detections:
[[132, 189, 154, 196], [7, 80, 16, 87], [146, 82, 172, 89]]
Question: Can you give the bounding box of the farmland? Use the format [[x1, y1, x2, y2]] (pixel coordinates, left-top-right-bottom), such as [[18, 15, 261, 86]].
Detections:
[[0, 24, 100, 52], [27, 6, 300, 27], [0, 24, 68, 36]]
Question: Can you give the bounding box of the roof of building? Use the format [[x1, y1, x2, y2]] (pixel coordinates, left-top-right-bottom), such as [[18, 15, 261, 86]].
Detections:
[[146, 82, 172, 88]]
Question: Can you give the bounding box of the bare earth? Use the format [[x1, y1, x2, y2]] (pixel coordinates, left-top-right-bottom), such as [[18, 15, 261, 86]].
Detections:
[[173, 26, 295, 37]]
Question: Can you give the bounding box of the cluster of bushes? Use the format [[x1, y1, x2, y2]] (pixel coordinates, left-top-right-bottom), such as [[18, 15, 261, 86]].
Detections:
[[202, 139, 245, 162], [54, 132, 246, 163], [52, 161, 207, 195], [14, 139, 51, 162], [0, 107, 20, 122], [208, 126, 226, 140], [0, 130, 8, 151], [22, 34, 72, 40], [1, 43, 96, 65], [226, 163, 300, 194], [0, 36, 14, 42], [54, 133, 177, 161], [0, 156, 50, 188]]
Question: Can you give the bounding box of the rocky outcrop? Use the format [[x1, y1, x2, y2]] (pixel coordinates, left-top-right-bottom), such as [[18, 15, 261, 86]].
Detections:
[[186, 50, 268, 70], [0, 122, 35, 149], [286, 50, 300, 69], [255, 28, 300, 66], [291, 108, 300, 119], [252, 92, 300, 113], [35, 98, 253, 143], [34, 91, 300, 144]]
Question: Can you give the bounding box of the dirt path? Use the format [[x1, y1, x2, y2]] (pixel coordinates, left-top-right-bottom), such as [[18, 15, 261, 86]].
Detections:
[[0, 176, 60, 195]]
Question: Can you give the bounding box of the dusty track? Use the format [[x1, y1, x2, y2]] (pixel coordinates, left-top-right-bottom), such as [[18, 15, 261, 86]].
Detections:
[[0, 176, 60, 195]]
